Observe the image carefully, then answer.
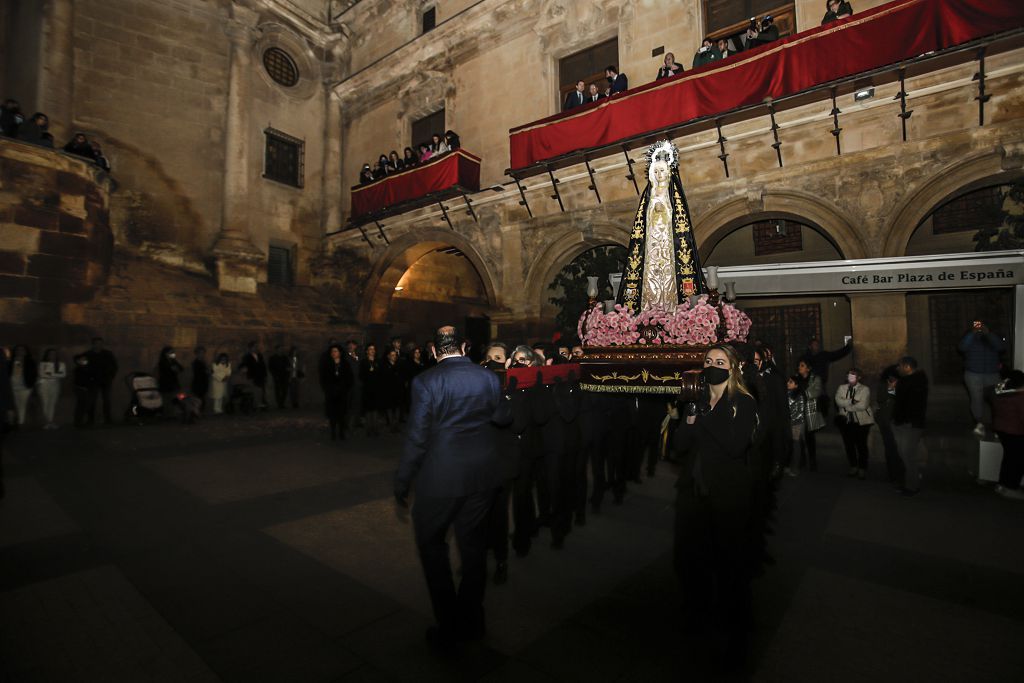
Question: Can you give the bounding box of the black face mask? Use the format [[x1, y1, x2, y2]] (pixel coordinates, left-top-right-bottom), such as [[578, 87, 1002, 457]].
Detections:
[[702, 366, 730, 386], [483, 360, 504, 371]]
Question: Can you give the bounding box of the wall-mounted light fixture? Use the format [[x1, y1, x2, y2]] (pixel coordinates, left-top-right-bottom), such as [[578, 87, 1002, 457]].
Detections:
[[854, 87, 875, 101]]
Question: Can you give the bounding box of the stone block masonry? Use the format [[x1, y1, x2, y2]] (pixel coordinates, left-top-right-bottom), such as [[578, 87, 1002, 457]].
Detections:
[[0, 139, 113, 335]]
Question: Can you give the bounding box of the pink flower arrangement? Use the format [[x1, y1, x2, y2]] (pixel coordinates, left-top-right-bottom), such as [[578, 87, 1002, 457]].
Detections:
[[579, 298, 752, 347]]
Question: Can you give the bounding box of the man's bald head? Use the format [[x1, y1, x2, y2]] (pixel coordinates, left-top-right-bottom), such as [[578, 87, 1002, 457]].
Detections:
[[435, 325, 463, 357]]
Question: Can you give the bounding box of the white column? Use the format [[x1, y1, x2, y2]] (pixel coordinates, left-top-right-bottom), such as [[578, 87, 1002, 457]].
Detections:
[[322, 91, 343, 233], [213, 8, 263, 293]]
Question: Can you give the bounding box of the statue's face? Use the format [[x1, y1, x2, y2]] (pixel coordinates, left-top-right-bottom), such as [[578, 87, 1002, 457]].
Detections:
[[650, 161, 669, 187]]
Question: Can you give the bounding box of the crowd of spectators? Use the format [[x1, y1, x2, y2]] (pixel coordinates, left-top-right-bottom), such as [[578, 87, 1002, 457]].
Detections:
[[563, 65, 629, 111], [357, 129, 461, 185], [2, 97, 111, 171], [562, 2, 856, 114]]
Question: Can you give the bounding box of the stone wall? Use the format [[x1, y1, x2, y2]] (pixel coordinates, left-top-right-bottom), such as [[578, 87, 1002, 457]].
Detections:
[[71, 0, 230, 256], [0, 139, 112, 344]]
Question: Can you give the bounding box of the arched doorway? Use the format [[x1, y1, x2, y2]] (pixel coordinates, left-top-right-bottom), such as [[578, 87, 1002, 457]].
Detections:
[[360, 232, 497, 351], [903, 178, 1020, 392], [544, 244, 628, 338], [704, 214, 851, 380]]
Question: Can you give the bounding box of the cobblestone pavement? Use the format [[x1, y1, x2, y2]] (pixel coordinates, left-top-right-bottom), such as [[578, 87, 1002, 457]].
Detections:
[[2, 410, 1023, 682]]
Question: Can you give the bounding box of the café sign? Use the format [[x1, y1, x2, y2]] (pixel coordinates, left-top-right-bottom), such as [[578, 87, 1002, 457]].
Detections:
[[716, 250, 1024, 296]]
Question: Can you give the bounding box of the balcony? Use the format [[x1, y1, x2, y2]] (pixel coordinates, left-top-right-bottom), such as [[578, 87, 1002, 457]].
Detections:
[[347, 149, 482, 240], [505, 0, 1024, 208]]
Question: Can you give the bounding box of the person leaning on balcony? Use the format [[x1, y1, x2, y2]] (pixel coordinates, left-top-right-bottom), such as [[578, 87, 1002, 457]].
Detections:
[[746, 15, 779, 49], [563, 80, 586, 111], [586, 83, 604, 103], [431, 132, 449, 155], [605, 65, 628, 95], [444, 130, 460, 150], [359, 163, 374, 184], [403, 146, 419, 168], [1, 99, 24, 137], [18, 112, 54, 148], [717, 38, 733, 60], [657, 52, 684, 79], [822, 0, 853, 24], [418, 142, 433, 163], [388, 149, 404, 172], [692, 38, 722, 69], [373, 154, 389, 179]]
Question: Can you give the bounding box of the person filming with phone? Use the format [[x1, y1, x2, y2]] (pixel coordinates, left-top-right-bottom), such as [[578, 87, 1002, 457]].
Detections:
[[958, 319, 1007, 436]]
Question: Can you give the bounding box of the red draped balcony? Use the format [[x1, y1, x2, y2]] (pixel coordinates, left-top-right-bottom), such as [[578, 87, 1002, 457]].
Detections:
[[350, 149, 482, 221], [508, 0, 1024, 173]]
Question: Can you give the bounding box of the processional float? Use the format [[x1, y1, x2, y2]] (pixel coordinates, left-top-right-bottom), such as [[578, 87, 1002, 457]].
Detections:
[[575, 140, 751, 400]]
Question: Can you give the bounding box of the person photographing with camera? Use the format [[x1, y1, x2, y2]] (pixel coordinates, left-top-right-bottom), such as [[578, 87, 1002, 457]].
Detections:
[[835, 368, 874, 479], [673, 345, 759, 668], [746, 15, 779, 49], [958, 319, 1006, 436]]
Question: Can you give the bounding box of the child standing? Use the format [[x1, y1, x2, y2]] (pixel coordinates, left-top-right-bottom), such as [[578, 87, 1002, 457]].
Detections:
[[785, 375, 806, 477]]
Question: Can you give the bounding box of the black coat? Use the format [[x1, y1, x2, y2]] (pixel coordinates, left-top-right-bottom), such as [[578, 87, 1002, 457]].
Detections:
[[320, 358, 353, 401], [158, 357, 183, 393], [609, 73, 628, 94], [563, 89, 585, 110], [377, 359, 404, 410], [360, 357, 380, 410], [748, 24, 780, 48], [191, 359, 209, 397], [657, 63, 684, 79], [395, 356, 503, 497], [0, 354, 14, 416], [268, 353, 289, 381], [240, 352, 267, 386], [893, 371, 928, 428], [674, 391, 758, 496], [84, 348, 118, 384]]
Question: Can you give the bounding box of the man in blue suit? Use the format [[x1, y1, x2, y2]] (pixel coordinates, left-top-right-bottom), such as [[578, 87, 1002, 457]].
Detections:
[[394, 325, 505, 650], [606, 65, 628, 94]]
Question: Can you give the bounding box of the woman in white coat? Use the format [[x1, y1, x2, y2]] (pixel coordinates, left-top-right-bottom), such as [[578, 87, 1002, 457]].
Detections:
[[37, 348, 67, 429], [211, 353, 232, 414], [10, 345, 37, 427], [835, 367, 875, 479]]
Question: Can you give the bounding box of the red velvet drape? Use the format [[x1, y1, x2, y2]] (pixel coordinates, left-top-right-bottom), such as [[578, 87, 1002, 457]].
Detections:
[[351, 150, 482, 218], [509, 0, 1024, 170]]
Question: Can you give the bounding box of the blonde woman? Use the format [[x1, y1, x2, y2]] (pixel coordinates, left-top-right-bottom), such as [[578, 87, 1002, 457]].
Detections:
[[835, 367, 874, 479], [673, 344, 758, 663]]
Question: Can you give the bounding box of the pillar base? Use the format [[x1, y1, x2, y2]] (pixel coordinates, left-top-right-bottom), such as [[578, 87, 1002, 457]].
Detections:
[[213, 230, 263, 294]]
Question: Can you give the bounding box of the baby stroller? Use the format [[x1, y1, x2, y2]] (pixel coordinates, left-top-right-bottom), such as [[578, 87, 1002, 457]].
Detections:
[[125, 372, 163, 423]]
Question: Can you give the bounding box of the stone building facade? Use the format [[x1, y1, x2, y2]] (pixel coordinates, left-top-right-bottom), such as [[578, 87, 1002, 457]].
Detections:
[[1, 0, 1023, 407]]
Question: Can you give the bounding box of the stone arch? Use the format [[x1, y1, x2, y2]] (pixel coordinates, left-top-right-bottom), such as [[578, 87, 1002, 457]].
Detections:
[[359, 229, 498, 325], [694, 189, 867, 261], [883, 148, 1023, 257], [523, 222, 630, 318]]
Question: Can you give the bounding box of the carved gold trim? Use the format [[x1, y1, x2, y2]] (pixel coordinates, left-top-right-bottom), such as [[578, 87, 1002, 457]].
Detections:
[[580, 383, 682, 395]]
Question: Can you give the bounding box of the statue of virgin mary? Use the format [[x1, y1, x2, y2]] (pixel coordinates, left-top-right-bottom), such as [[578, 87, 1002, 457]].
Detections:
[[615, 140, 707, 314]]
